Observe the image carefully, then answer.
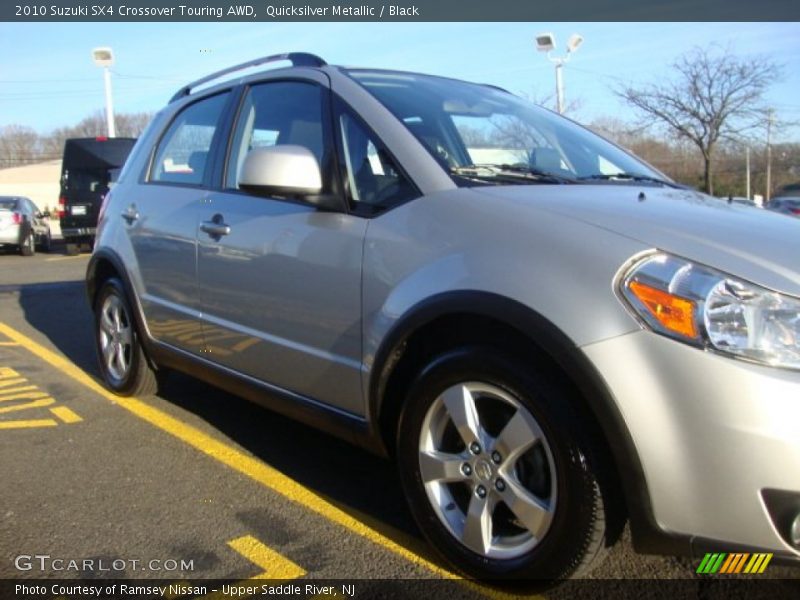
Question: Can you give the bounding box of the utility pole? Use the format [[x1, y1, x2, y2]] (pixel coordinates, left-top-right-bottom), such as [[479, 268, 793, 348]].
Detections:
[[765, 108, 775, 204], [745, 146, 751, 200]]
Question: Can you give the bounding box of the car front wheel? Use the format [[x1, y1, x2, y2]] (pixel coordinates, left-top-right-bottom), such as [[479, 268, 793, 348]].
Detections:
[[94, 278, 158, 396], [397, 346, 608, 581]]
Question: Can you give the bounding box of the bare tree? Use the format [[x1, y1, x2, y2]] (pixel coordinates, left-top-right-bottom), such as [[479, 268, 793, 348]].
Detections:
[[42, 110, 154, 157], [0, 111, 155, 170], [0, 125, 42, 167], [616, 45, 781, 195], [116, 112, 153, 137]]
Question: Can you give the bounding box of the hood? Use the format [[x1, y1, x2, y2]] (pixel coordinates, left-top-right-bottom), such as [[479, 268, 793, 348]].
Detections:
[[472, 184, 800, 297]]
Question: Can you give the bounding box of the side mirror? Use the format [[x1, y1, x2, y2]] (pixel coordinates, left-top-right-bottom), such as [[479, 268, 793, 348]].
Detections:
[[239, 145, 328, 203]]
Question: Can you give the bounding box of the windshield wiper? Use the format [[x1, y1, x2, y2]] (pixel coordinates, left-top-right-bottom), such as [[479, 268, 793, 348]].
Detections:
[[578, 172, 685, 189], [451, 164, 575, 184]]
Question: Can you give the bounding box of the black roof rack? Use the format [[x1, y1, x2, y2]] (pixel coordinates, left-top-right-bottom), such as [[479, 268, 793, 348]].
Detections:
[[482, 83, 510, 94], [169, 52, 327, 103]]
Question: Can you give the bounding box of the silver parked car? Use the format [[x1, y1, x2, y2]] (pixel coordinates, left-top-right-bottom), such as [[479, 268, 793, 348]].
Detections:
[[86, 53, 800, 581], [0, 195, 51, 256]]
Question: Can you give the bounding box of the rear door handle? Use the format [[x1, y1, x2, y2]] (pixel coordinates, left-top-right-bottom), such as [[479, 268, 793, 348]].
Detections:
[[122, 205, 139, 224], [200, 214, 231, 238]]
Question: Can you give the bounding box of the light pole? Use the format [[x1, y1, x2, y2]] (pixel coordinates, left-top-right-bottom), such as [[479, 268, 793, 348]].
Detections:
[[535, 32, 583, 114], [92, 47, 116, 138], [765, 108, 775, 204]]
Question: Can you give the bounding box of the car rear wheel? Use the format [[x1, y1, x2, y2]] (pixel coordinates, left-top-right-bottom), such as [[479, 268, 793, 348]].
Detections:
[[19, 230, 35, 256], [397, 346, 608, 581], [94, 278, 158, 396]]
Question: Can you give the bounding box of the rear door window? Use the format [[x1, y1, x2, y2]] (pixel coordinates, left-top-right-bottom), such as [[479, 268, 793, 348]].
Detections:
[[150, 92, 231, 186]]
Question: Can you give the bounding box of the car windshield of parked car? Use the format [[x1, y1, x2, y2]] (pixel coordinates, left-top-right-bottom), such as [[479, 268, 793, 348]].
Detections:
[[346, 70, 666, 186], [0, 199, 19, 210]]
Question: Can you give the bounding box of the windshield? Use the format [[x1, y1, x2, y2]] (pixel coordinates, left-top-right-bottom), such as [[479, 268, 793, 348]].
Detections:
[[0, 199, 19, 210], [346, 70, 666, 186]]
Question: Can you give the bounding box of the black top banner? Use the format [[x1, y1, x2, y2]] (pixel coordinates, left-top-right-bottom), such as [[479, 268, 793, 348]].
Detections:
[[3, 0, 800, 22]]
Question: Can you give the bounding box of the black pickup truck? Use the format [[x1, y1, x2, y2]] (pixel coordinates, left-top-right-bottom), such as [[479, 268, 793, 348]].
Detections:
[[58, 137, 136, 249]]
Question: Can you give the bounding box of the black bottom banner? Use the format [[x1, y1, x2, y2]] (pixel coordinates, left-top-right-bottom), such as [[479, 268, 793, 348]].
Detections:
[[2, 578, 800, 600]]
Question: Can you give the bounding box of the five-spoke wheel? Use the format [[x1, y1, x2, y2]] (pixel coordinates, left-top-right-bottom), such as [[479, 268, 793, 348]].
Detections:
[[94, 278, 158, 396], [98, 293, 134, 383], [419, 381, 557, 560], [398, 347, 608, 580]]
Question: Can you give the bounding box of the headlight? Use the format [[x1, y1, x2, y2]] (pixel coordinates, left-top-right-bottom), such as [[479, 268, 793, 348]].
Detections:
[[619, 253, 800, 370]]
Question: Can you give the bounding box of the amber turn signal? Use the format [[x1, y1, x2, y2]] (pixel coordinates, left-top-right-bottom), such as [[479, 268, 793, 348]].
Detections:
[[628, 280, 698, 339]]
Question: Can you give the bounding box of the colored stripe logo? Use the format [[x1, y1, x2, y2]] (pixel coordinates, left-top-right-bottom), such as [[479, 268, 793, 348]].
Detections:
[[696, 552, 773, 574]]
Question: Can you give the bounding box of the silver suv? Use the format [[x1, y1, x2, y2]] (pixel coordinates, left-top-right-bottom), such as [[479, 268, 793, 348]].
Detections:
[[87, 53, 800, 581]]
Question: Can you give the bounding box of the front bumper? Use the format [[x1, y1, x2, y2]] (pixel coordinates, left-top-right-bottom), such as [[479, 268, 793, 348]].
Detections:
[[582, 330, 800, 560]]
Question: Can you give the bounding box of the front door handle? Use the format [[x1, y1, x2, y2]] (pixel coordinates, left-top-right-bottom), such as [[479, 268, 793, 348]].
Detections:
[[200, 214, 231, 239], [122, 205, 139, 224]]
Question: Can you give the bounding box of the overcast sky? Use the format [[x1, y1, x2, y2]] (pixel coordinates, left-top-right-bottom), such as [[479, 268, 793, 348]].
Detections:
[[1, 22, 799, 139]]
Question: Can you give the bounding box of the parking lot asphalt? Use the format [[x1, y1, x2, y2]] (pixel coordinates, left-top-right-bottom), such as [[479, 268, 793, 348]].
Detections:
[[0, 244, 796, 598]]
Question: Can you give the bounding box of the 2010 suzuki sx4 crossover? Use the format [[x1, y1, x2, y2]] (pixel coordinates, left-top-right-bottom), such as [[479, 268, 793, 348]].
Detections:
[[87, 53, 800, 581]]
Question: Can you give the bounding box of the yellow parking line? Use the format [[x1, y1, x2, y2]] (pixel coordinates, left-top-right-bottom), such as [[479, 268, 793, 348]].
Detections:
[[0, 386, 39, 400], [228, 535, 306, 579], [0, 418, 58, 429], [0, 397, 55, 414], [0, 341, 20, 346], [0, 321, 452, 574], [50, 405, 83, 424], [45, 254, 90, 262], [0, 385, 38, 394], [0, 322, 527, 600], [195, 536, 306, 600]]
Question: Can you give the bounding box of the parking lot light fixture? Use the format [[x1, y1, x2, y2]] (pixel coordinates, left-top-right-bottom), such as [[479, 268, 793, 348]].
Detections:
[[92, 47, 116, 137], [535, 32, 583, 114]]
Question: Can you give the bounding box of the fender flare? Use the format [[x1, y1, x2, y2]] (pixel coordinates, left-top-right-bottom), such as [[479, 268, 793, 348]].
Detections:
[[86, 248, 158, 370], [367, 290, 690, 556]]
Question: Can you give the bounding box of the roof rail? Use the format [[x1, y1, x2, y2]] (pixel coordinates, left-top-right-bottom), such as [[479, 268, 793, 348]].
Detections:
[[169, 52, 327, 103], [482, 83, 510, 94]]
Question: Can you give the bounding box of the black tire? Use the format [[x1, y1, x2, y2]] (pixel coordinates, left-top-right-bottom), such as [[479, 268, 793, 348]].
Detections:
[[19, 228, 35, 256], [397, 346, 608, 582], [94, 277, 158, 396]]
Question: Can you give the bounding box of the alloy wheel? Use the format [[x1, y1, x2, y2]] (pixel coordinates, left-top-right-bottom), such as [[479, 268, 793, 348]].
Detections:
[[98, 293, 134, 382], [418, 381, 557, 559]]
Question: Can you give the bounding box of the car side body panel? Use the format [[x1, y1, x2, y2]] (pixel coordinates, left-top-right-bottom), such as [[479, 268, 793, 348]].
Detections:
[[361, 187, 646, 379]]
